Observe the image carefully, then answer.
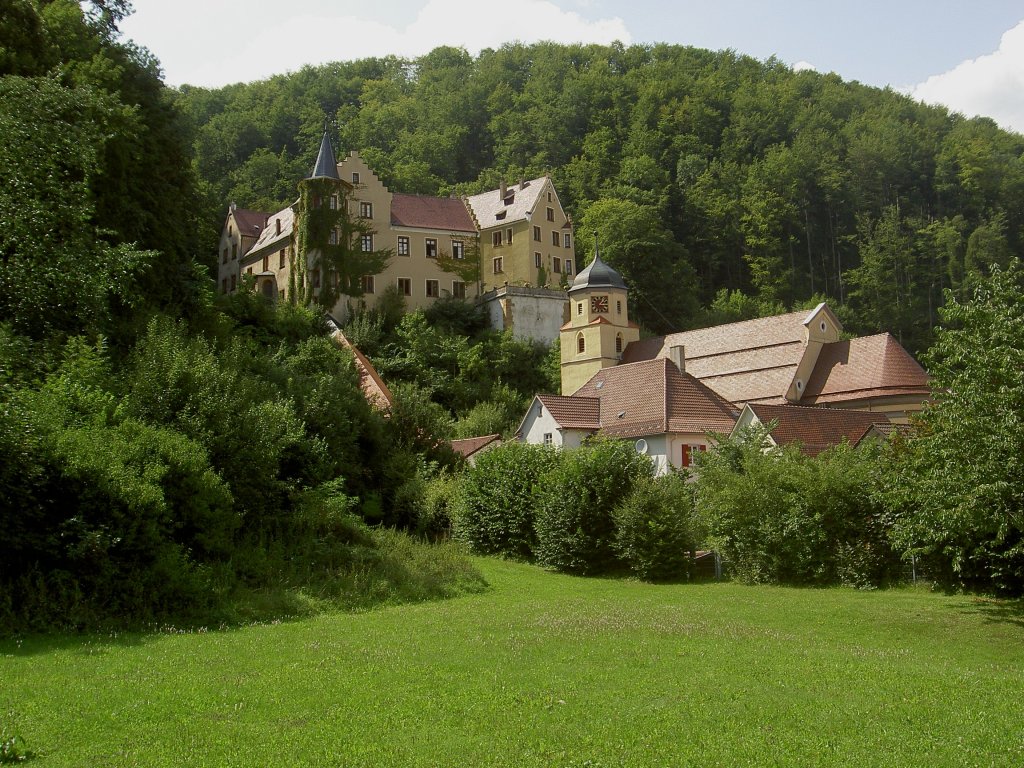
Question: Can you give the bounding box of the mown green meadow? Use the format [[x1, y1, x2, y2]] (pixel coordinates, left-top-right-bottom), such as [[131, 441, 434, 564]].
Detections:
[[3, 559, 1023, 767]]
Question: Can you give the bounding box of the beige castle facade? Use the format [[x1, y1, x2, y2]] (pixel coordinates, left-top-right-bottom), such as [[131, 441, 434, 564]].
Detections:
[[216, 133, 575, 332]]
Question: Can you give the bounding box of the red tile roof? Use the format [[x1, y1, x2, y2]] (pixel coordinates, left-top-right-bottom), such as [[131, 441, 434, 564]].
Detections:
[[536, 394, 601, 430], [746, 403, 890, 456], [621, 311, 810, 405], [572, 358, 738, 438], [232, 207, 271, 237], [450, 434, 502, 459], [329, 329, 393, 412], [390, 193, 476, 232], [801, 334, 930, 406]]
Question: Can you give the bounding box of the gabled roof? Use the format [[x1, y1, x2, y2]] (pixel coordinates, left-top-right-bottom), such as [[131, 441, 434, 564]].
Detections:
[[743, 403, 890, 457], [244, 205, 294, 261], [622, 311, 810, 405], [573, 358, 738, 439], [465, 176, 550, 229], [230, 207, 271, 240], [391, 193, 476, 233], [535, 393, 601, 430], [801, 333, 930, 405], [451, 434, 502, 459]]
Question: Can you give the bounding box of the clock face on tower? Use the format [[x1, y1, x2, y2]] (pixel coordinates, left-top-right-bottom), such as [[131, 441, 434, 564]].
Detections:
[[590, 295, 609, 314]]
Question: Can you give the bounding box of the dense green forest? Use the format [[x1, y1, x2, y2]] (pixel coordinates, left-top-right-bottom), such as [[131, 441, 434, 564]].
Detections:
[[176, 42, 1024, 350], [3, 1, 1024, 633]]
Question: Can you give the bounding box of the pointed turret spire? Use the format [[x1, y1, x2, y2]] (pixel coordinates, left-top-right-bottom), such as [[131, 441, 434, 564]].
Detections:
[[309, 125, 340, 180]]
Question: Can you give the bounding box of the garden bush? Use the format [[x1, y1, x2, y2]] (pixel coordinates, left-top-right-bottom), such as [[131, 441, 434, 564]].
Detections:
[[534, 439, 653, 574], [613, 472, 697, 581]]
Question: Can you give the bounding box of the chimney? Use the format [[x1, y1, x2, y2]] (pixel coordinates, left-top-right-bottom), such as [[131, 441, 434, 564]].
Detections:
[[668, 345, 685, 373], [519, 177, 526, 190], [229, 201, 236, 213], [499, 179, 507, 200]]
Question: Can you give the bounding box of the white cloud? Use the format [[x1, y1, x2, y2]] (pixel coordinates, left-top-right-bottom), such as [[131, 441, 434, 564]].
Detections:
[[125, 0, 631, 88], [910, 20, 1024, 135]]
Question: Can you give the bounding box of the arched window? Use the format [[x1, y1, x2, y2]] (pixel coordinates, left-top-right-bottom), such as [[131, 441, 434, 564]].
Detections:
[[615, 333, 623, 354], [577, 333, 585, 355]]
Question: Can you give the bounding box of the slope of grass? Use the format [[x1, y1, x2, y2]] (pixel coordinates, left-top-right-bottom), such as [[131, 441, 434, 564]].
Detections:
[[3, 559, 1023, 766]]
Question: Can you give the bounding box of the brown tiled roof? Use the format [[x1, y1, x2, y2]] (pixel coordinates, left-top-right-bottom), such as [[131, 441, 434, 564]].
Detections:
[[622, 310, 809, 365], [801, 334, 931, 406], [620, 311, 810, 405], [391, 193, 476, 232], [747, 403, 889, 457], [573, 358, 737, 439], [232, 208, 271, 237], [536, 394, 601, 430], [450, 434, 501, 459], [329, 329, 394, 412]]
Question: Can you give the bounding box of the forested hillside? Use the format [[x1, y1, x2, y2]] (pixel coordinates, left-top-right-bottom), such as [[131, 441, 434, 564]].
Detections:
[[177, 43, 1024, 351]]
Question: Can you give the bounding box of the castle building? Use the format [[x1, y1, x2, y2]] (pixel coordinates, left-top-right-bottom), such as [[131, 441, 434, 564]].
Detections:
[[216, 132, 574, 340]]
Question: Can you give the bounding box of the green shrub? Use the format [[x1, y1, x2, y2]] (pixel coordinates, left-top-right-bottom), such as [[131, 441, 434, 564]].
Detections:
[[452, 442, 555, 557], [613, 473, 696, 581], [534, 439, 654, 574], [695, 426, 900, 587]]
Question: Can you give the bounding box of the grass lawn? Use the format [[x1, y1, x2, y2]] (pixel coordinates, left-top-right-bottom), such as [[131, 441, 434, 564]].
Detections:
[[3, 558, 1023, 767]]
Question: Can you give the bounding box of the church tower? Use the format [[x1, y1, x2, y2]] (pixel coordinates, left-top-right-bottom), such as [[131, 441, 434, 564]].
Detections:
[[560, 252, 639, 395]]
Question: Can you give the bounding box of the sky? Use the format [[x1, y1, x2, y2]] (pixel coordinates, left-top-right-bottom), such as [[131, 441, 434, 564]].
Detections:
[[120, 0, 1024, 134]]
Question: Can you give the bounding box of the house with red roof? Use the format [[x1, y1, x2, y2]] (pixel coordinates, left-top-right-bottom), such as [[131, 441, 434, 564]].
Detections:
[[731, 403, 894, 456], [519, 252, 929, 472]]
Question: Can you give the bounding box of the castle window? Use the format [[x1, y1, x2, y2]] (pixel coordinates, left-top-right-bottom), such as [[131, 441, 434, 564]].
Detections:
[[398, 277, 411, 296], [564, 233, 571, 248], [615, 334, 623, 354], [552, 231, 559, 246], [360, 201, 373, 218], [493, 257, 503, 274], [535, 252, 542, 268], [398, 236, 410, 256], [506, 227, 513, 244], [329, 229, 338, 245], [546, 207, 554, 222], [230, 274, 237, 291], [553, 257, 561, 274], [329, 195, 338, 210], [533, 226, 541, 242], [361, 234, 373, 252], [492, 231, 503, 247], [577, 302, 583, 316], [232, 244, 237, 260], [426, 279, 440, 298], [543, 433, 553, 446], [222, 248, 228, 264], [262, 254, 269, 271], [452, 281, 466, 299], [577, 333, 585, 354], [279, 249, 286, 269], [425, 238, 438, 258], [453, 240, 465, 259], [351, 172, 360, 184], [565, 259, 573, 274], [246, 267, 253, 275], [362, 275, 375, 294], [617, 300, 622, 314]]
